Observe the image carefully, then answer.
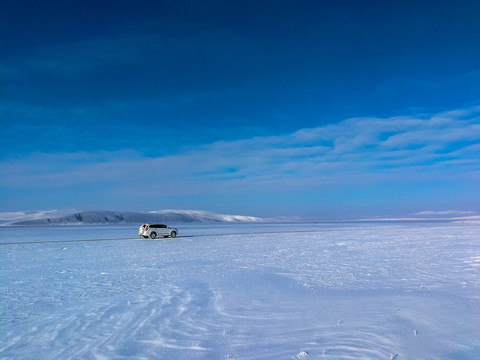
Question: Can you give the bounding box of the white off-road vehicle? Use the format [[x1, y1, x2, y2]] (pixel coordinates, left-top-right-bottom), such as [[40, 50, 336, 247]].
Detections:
[[138, 223, 178, 239]]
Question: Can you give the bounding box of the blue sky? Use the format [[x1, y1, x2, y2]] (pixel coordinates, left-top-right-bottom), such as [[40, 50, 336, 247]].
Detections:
[[1, 0, 479, 218]]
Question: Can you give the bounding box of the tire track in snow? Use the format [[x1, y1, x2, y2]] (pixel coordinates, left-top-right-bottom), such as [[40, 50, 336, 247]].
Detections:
[[0, 223, 465, 246]]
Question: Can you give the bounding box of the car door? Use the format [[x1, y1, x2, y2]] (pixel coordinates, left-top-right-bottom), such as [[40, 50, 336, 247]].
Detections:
[[159, 224, 169, 236]]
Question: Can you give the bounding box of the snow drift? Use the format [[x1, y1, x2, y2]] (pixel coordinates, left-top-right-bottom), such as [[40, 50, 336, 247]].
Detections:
[[1, 222, 479, 359]]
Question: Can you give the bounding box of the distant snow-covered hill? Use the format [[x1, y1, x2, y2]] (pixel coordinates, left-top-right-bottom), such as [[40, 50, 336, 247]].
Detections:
[[0, 210, 264, 226]]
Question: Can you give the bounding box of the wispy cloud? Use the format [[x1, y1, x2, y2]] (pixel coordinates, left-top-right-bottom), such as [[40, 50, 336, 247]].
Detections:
[[414, 210, 477, 216], [2, 107, 479, 209], [1, 33, 162, 78], [1, 25, 252, 80]]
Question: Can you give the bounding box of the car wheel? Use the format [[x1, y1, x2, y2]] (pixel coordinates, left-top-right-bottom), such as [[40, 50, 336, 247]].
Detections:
[[150, 232, 157, 239], [170, 231, 177, 238]]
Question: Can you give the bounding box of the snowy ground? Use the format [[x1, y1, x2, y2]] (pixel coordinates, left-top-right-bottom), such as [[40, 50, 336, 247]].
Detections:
[[1, 222, 480, 359]]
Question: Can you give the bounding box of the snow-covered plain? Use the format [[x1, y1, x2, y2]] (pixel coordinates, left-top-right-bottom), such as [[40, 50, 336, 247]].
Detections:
[[1, 222, 480, 359]]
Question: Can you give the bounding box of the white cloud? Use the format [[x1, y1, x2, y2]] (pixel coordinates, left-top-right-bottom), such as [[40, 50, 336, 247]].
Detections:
[[414, 210, 477, 216], [1, 107, 479, 203]]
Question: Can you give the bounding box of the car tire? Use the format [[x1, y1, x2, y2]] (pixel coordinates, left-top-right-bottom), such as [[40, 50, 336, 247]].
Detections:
[[150, 232, 157, 239], [170, 231, 177, 238]]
